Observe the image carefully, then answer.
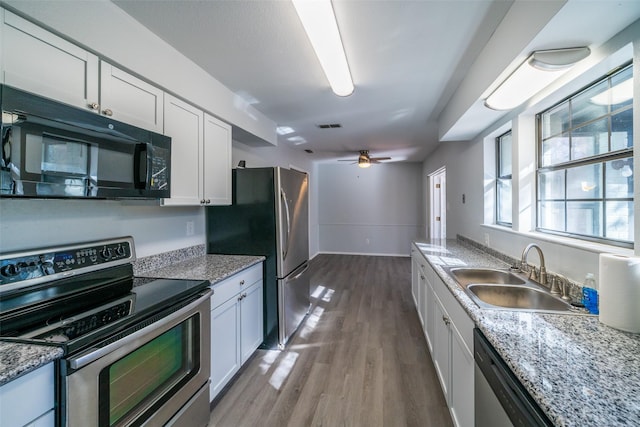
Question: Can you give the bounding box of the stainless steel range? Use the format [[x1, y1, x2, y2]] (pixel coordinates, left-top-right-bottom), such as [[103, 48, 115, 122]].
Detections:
[[0, 237, 211, 427]]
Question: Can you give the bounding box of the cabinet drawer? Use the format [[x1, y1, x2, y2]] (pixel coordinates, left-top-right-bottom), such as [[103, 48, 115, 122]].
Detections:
[[210, 263, 262, 308]]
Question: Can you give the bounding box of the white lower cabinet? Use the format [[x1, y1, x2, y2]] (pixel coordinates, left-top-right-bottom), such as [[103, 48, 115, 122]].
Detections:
[[0, 362, 55, 427], [411, 243, 474, 427], [210, 263, 263, 401]]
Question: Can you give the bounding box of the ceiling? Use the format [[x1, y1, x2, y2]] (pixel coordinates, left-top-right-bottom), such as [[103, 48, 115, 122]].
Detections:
[[112, 0, 640, 164]]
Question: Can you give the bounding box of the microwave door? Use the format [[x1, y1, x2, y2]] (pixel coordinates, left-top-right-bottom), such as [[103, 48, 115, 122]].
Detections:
[[27, 131, 97, 197]]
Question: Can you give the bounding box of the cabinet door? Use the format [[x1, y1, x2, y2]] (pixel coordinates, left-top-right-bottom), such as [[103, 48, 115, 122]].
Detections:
[[450, 323, 474, 427], [162, 94, 203, 206], [419, 263, 428, 331], [210, 296, 240, 401], [99, 61, 164, 132], [0, 362, 54, 427], [240, 280, 264, 364], [1, 9, 99, 110], [432, 292, 451, 402], [423, 269, 434, 354], [202, 113, 232, 205], [411, 255, 420, 309]]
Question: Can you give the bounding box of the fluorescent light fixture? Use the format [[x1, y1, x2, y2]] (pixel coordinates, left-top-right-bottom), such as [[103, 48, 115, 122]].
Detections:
[[287, 135, 307, 145], [590, 78, 634, 105], [276, 126, 295, 135], [485, 47, 590, 111], [292, 0, 354, 97]]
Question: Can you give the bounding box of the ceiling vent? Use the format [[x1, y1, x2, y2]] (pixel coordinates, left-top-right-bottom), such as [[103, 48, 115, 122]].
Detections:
[[317, 123, 342, 129]]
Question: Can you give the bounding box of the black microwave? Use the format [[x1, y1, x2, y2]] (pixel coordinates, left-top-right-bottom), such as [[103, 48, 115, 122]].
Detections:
[[0, 85, 171, 199]]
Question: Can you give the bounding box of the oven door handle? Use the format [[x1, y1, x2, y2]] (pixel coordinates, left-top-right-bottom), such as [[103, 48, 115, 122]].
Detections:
[[68, 289, 212, 370]]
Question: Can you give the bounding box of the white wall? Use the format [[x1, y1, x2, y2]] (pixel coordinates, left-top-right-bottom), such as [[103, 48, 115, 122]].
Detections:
[[317, 163, 423, 256], [0, 199, 203, 257], [423, 20, 640, 289]]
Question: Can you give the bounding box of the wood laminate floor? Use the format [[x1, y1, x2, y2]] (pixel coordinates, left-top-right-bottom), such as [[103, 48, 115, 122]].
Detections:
[[208, 254, 454, 427]]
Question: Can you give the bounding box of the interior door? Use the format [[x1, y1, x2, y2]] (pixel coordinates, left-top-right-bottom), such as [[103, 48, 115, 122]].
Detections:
[[430, 167, 447, 239]]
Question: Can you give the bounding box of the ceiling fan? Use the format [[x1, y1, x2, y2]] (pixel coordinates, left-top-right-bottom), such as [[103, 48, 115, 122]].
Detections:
[[339, 150, 391, 168]]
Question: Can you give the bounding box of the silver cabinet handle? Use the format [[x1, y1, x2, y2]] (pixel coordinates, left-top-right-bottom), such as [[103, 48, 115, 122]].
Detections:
[[102, 108, 113, 116], [240, 280, 245, 286], [88, 102, 99, 111], [206, 199, 211, 204], [442, 315, 451, 326], [200, 199, 206, 204]]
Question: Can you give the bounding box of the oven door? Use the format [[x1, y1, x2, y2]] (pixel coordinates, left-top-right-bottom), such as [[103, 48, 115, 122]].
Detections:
[[64, 290, 211, 427]]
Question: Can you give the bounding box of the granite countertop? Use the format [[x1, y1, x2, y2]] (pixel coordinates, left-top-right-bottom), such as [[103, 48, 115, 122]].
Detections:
[[0, 342, 63, 386], [0, 253, 264, 387], [413, 239, 640, 427], [136, 254, 265, 284]]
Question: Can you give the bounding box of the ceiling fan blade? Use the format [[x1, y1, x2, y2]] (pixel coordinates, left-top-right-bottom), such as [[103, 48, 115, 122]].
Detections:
[[370, 157, 391, 161], [338, 159, 358, 162]]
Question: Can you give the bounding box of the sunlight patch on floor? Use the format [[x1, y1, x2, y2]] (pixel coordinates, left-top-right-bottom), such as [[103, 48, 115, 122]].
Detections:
[[311, 285, 326, 299], [298, 305, 325, 339], [269, 351, 299, 390], [259, 349, 280, 375], [321, 288, 335, 302]]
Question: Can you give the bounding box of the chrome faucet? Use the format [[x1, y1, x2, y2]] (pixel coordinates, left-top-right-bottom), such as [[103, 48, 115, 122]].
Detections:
[[520, 243, 547, 287]]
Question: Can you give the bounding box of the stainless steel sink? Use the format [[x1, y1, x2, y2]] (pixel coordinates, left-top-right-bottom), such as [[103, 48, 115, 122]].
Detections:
[[466, 284, 575, 312], [447, 267, 525, 288], [443, 267, 587, 314]]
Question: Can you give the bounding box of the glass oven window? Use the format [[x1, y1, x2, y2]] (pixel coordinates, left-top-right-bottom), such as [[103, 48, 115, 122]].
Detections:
[[100, 316, 200, 426]]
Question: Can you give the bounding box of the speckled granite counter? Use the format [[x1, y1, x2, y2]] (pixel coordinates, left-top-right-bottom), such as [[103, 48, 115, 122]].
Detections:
[[136, 254, 265, 284], [0, 342, 63, 386], [0, 252, 264, 387], [413, 239, 640, 427]]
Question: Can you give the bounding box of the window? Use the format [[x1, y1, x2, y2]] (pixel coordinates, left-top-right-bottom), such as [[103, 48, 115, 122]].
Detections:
[[537, 64, 633, 247], [496, 130, 513, 226]]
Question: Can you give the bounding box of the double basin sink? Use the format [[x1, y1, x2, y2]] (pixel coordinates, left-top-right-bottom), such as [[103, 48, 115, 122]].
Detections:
[[444, 267, 584, 314]]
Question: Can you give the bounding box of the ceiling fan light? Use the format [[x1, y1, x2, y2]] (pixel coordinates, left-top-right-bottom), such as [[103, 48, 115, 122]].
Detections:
[[358, 159, 371, 168], [292, 0, 354, 97]]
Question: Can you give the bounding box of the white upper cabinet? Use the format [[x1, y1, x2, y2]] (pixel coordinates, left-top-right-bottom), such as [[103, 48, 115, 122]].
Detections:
[[162, 94, 231, 206], [203, 113, 232, 206], [99, 61, 164, 133], [1, 9, 99, 110], [1, 10, 163, 133], [163, 94, 203, 205]]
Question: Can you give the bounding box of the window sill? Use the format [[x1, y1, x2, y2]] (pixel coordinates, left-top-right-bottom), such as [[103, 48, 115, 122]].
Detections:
[[481, 223, 634, 256]]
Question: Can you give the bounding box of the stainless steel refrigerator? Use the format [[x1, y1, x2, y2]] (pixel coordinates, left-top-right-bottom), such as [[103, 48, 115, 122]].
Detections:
[[206, 167, 310, 348]]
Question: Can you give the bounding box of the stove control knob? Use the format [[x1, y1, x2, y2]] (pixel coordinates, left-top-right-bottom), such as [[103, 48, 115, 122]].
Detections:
[[115, 246, 126, 257], [0, 263, 20, 277], [101, 248, 112, 259], [41, 261, 55, 275]]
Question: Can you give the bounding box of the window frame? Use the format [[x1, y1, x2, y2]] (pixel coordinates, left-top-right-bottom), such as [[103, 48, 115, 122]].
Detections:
[[535, 63, 634, 248], [496, 130, 513, 227]]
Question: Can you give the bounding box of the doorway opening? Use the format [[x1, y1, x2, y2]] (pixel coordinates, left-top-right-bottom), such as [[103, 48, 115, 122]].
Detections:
[[428, 167, 446, 240]]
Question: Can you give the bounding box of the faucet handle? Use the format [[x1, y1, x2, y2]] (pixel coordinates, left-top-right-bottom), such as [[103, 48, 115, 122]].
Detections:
[[549, 276, 561, 295]]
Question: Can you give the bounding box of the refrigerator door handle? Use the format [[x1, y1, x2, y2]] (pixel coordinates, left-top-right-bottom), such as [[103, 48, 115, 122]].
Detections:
[[290, 262, 309, 281], [280, 187, 291, 260]]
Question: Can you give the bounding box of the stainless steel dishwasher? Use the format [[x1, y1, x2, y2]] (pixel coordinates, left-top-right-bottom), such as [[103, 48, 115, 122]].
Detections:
[[474, 329, 553, 427]]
